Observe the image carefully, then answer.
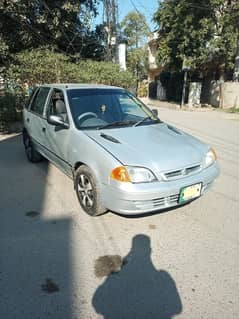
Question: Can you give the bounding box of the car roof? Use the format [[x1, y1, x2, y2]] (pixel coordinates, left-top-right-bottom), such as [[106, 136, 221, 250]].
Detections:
[[39, 83, 123, 90]]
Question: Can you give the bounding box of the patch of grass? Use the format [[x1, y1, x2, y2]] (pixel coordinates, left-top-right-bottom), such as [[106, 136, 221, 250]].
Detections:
[[226, 107, 239, 113]]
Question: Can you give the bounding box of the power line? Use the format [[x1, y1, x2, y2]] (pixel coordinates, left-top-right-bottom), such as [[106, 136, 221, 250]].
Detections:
[[130, 0, 143, 16]]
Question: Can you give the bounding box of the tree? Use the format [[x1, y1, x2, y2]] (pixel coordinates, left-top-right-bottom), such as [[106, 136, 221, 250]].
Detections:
[[0, 0, 103, 67], [121, 11, 150, 49], [154, 0, 239, 80], [127, 48, 148, 82], [121, 11, 150, 91]]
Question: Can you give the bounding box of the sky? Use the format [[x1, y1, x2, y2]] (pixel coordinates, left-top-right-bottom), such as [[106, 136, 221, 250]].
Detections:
[[93, 0, 160, 31]]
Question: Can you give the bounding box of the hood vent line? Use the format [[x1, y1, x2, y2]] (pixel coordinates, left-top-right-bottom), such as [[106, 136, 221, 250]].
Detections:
[[100, 133, 121, 144], [167, 125, 182, 135]]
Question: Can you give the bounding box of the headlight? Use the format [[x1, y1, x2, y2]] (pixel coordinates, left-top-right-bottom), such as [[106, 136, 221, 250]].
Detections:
[[111, 166, 157, 183], [204, 148, 217, 168], [126, 166, 157, 183]]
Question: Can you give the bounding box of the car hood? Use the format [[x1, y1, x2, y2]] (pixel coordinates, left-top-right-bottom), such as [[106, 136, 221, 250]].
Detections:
[[85, 123, 208, 172]]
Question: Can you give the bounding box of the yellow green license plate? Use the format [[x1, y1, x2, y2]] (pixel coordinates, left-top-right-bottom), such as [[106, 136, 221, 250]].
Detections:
[[179, 183, 202, 204]]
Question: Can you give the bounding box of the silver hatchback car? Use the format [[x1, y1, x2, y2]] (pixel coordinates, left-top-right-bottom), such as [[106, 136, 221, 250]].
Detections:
[[23, 84, 219, 216]]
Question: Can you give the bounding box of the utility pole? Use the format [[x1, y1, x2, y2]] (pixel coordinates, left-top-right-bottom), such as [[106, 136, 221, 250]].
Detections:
[[103, 0, 119, 63], [181, 58, 190, 108], [181, 70, 188, 108]]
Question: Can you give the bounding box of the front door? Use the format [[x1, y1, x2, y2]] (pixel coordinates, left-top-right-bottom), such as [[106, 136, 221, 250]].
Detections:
[[44, 89, 72, 177]]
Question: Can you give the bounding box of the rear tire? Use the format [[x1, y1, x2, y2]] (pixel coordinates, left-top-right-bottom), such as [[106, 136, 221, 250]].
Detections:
[[23, 131, 42, 163], [75, 165, 106, 216]]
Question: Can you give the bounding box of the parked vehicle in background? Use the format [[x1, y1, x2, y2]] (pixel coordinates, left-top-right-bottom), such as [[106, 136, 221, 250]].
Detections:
[[23, 84, 220, 216]]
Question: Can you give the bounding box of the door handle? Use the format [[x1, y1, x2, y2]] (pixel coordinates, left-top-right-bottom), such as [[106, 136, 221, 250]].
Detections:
[[42, 127, 46, 133]]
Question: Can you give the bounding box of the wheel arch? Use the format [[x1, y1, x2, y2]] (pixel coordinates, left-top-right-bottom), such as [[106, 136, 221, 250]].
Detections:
[[22, 127, 28, 136], [73, 161, 88, 189], [73, 161, 102, 191], [22, 127, 29, 146]]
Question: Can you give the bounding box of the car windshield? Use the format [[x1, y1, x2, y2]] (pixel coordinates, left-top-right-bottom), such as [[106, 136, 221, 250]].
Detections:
[[67, 89, 160, 130]]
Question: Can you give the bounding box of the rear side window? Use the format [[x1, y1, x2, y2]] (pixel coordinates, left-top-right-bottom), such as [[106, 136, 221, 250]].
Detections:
[[30, 87, 50, 115], [25, 88, 37, 109]]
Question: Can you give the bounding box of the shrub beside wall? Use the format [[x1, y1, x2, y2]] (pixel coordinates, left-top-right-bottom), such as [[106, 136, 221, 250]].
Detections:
[[6, 48, 136, 89], [0, 94, 17, 132], [0, 92, 25, 132], [0, 48, 136, 132]]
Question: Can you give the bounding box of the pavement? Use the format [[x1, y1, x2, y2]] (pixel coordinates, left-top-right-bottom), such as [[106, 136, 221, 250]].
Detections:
[[0, 105, 239, 319]]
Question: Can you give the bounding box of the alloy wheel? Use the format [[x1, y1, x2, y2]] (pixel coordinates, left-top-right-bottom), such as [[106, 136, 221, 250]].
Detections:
[[78, 174, 94, 208]]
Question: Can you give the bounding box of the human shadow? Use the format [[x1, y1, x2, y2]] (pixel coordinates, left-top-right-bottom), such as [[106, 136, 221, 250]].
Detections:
[[92, 234, 182, 319]]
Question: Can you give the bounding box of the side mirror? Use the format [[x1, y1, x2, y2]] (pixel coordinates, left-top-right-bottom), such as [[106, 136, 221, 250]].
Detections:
[[152, 108, 158, 117], [47, 115, 69, 129]]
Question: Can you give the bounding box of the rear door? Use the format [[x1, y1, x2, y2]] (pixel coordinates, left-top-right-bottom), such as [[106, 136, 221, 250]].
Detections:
[[25, 86, 51, 153]]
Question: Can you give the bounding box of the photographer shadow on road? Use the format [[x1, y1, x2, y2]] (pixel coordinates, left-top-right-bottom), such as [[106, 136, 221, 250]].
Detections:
[[92, 234, 182, 319]]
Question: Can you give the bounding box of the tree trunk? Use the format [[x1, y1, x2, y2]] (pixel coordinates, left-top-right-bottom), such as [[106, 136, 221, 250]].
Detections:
[[233, 37, 239, 81]]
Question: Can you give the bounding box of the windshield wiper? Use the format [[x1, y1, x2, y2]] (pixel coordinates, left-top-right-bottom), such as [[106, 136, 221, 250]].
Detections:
[[133, 116, 159, 127], [97, 120, 136, 130]]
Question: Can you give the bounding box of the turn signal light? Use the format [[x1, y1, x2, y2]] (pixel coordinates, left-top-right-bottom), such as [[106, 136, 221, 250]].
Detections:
[[110, 166, 131, 182], [210, 148, 218, 160]]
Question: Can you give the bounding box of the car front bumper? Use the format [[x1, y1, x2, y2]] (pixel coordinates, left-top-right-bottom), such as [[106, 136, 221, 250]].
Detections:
[[101, 162, 220, 215]]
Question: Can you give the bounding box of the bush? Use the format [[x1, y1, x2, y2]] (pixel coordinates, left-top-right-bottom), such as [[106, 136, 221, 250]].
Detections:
[[0, 92, 25, 132], [137, 81, 148, 97], [2, 48, 136, 131], [6, 48, 136, 89], [0, 94, 17, 131]]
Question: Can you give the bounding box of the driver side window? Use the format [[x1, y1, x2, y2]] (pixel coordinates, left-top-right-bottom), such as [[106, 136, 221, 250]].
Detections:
[[48, 89, 68, 123]]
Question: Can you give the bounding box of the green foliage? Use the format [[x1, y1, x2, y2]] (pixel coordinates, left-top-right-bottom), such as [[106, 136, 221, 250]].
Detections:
[[227, 107, 239, 113], [127, 48, 149, 81], [0, 0, 104, 65], [7, 48, 69, 85], [0, 93, 18, 131], [6, 48, 135, 88], [74, 60, 136, 87], [121, 11, 150, 49], [121, 11, 150, 86], [1, 48, 135, 128], [137, 81, 148, 97], [154, 0, 239, 78]]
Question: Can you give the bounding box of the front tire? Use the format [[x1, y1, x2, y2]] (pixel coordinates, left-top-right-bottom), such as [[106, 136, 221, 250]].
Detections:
[[75, 165, 106, 216], [23, 131, 42, 163]]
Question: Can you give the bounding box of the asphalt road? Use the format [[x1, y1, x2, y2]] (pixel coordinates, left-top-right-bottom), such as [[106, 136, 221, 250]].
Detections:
[[0, 107, 238, 319]]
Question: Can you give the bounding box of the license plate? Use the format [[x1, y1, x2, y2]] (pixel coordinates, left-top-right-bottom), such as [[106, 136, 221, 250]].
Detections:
[[179, 183, 202, 204]]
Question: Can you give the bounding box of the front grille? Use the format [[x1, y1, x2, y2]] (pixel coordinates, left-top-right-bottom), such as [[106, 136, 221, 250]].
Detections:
[[164, 170, 182, 178], [133, 194, 179, 211], [163, 164, 201, 181], [185, 165, 201, 174]]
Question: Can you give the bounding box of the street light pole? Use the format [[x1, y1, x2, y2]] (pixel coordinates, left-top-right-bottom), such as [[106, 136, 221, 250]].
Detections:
[[181, 57, 190, 108], [103, 0, 118, 63], [181, 69, 188, 108]]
